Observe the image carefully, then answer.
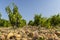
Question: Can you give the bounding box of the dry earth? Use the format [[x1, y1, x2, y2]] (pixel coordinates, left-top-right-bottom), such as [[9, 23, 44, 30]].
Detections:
[[0, 26, 60, 40]]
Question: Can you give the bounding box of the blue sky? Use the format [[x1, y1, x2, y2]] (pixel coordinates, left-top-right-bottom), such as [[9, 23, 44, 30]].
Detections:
[[0, 0, 60, 22]]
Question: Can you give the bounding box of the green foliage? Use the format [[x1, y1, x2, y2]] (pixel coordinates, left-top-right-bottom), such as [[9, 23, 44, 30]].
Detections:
[[28, 20, 34, 26], [19, 19, 26, 27], [28, 13, 60, 28], [0, 13, 11, 27], [28, 14, 47, 27], [0, 19, 11, 27], [5, 4, 26, 28], [50, 14, 60, 26], [44, 18, 51, 28], [34, 14, 42, 26], [40, 17, 47, 27]]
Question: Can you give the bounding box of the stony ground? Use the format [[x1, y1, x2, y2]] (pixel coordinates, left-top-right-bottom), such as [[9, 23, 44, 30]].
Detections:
[[0, 26, 60, 40]]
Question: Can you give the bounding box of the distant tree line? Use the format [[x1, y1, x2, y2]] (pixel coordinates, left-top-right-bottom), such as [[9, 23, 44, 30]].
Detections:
[[0, 3, 60, 28], [28, 14, 60, 28]]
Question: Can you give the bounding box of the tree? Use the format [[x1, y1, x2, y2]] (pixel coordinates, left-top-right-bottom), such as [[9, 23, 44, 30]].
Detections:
[[50, 14, 60, 26], [5, 3, 26, 28], [34, 14, 42, 26]]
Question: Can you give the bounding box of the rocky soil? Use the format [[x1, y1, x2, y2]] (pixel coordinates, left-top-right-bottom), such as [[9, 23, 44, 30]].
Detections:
[[0, 26, 60, 40]]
